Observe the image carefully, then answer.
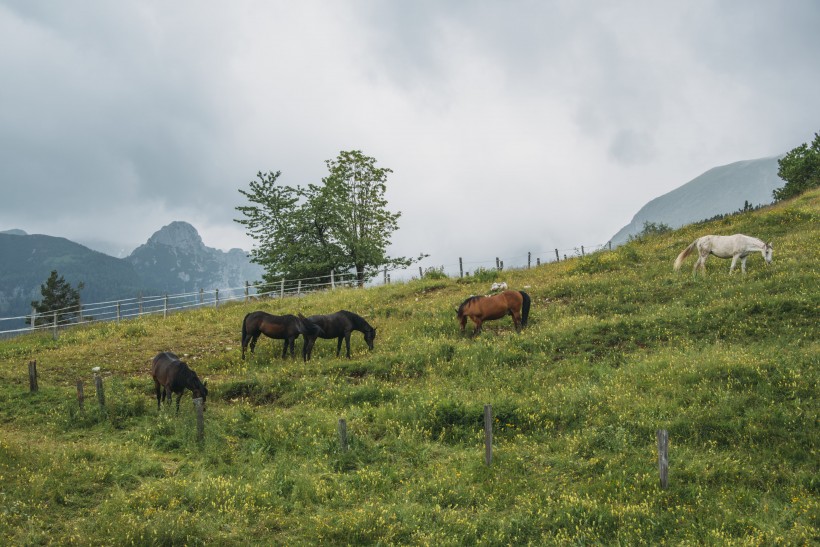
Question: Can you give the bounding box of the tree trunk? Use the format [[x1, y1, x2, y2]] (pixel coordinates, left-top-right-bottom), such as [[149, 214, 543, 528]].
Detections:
[[356, 264, 365, 287]]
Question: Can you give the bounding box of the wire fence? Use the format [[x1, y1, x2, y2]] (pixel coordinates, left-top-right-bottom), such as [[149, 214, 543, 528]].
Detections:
[[0, 241, 611, 337]]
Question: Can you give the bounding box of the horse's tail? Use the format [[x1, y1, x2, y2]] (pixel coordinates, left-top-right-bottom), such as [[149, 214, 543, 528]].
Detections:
[[519, 291, 531, 327], [674, 240, 697, 271], [241, 313, 250, 343]]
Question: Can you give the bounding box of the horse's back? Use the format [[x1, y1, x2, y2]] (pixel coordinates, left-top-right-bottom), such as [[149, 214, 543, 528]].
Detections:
[[308, 311, 352, 338], [151, 351, 184, 382]]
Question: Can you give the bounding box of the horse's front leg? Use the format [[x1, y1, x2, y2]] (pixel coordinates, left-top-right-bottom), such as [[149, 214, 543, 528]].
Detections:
[[344, 333, 352, 359], [459, 316, 468, 334], [175, 392, 182, 414], [336, 337, 343, 357], [729, 255, 739, 273], [281, 339, 288, 359], [741, 256, 748, 274]]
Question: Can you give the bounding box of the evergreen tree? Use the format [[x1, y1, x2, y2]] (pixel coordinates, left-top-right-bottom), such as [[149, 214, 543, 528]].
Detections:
[[28, 270, 84, 326]]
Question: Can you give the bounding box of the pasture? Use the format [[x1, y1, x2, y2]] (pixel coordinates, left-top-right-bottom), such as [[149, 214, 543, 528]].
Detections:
[[0, 189, 817, 544]]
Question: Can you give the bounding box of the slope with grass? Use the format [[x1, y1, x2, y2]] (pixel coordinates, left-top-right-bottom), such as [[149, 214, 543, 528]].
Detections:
[[0, 190, 817, 544]]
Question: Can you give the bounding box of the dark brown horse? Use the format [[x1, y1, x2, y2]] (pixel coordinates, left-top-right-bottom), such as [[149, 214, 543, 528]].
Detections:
[[456, 289, 531, 337], [241, 311, 323, 359], [301, 310, 377, 361], [151, 351, 208, 413]]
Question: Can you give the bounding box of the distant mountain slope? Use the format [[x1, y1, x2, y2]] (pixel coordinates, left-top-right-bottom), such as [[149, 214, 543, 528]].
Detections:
[[0, 222, 263, 328], [610, 155, 785, 245], [0, 233, 146, 322]]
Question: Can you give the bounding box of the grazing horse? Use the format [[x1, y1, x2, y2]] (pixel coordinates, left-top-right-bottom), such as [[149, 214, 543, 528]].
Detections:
[[151, 351, 208, 413], [302, 310, 377, 361], [241, 311, 323, 359], [674, 234, 773, 276], [456, 289, 531, 337]]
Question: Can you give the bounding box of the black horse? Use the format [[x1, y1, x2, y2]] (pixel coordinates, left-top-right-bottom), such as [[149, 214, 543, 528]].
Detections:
[[302, 310, 377, 361], [151, 351, 208, 413], [241, 311, 323, 359]]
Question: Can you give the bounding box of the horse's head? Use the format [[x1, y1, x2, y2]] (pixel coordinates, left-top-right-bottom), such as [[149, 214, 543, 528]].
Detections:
[[364, 327, 377, 350], [764, 242, 773, 264], [189, 373, 208, 409]]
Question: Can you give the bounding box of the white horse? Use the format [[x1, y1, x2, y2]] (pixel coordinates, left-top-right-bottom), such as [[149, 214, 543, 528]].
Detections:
[[674, 234, 773, 276]]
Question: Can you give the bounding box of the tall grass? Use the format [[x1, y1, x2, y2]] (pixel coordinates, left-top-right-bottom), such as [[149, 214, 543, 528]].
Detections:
[[0, 190, 818, 544]]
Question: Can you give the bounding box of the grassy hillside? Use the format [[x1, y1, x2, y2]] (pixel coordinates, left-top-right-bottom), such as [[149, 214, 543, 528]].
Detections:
[[1, 190, 817, 545]]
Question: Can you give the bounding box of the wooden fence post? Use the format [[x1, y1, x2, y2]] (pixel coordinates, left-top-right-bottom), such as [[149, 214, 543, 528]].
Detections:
[[528, 252, 531, 269], [608, 241, 612, 251], [31, 306, 36, 332], [52, 312, 58, 340], [245, 281, 249, 302], [193, 398, 205, 444], [199, 289, 204, 307], [657, 429, 669, 489], [484, 404, 493, 466], [383, 267, 387, 285], [94, 373, 105, 409], [499, 260, 504, 271], [116, 301, 121, 323], [419, 266, 423, 278], [76, 380, 84, 410], [338, 418, 348, 452], [581, 245, 585, 256], [459, 257, 463, 278], [163, 294, 168, 318], [537, 258, 541, 267], [555, 249, 560, 262], [331, 269, 335, 290], [78, 297, 83, 323], [139, 292, 143, 316], [28, 360, 38, 392], [495, 257, 500, 270], [214, 289, 219, 308], [280, 279, 285, 299]]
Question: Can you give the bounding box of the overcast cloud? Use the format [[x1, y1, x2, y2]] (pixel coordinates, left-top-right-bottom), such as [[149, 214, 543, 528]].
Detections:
[[1, 0, 818, 274]]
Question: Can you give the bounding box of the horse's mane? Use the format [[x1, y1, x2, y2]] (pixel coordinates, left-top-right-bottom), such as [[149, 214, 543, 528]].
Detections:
[[339, 310, 374, 332], [457, 295, 483, 316]]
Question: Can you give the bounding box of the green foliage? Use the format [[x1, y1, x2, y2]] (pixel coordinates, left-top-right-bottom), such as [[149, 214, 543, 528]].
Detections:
[[774, 131, 820, 201], [235, 151, 425, 286], [465, 266, 499, 282], [27, 270, 84, 326], [628, 220, 673, 243], [422, 266, 448, 280], [1, 189, 819, 544]]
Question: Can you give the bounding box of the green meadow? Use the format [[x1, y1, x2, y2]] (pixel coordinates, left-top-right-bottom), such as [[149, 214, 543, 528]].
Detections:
[[0, 190, 817, 545]]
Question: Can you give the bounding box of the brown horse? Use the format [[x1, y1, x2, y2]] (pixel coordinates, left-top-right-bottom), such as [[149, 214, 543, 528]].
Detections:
[[456, 289, 531, 337], [151, 351, 208, 413], [241, 311, 323, 359]]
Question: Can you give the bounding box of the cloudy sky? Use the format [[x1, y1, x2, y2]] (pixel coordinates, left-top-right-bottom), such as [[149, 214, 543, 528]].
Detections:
[[1, 1, 818, 275]]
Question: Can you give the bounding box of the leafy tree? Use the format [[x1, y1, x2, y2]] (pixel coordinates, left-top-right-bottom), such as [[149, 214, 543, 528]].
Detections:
[[774, 132, 820, 201], [27, 270, 84, 326], [236, 150, 424, 287]]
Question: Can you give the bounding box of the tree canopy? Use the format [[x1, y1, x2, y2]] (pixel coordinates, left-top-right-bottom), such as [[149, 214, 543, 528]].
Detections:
[[774, 132, 820, 201], [235, 150, 423, 287], [27, 270, 84, 326]]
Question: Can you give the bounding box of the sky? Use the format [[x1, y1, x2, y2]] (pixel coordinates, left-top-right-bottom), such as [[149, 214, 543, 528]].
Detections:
[[1, 0, 818, 276]]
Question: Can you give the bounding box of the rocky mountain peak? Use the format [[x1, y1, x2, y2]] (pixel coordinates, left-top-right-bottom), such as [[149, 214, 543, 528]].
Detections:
[[145, 221, 205, 251]]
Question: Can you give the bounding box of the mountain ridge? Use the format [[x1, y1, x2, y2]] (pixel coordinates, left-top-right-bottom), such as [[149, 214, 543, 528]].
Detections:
[[610, 155, 785, 245]]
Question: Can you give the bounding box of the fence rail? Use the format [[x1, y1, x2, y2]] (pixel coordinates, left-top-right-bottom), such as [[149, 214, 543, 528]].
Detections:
[[0, 242, 612, 337]]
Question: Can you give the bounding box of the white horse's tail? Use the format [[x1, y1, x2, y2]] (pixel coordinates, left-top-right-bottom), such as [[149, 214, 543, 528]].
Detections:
[[674, 240, 697, 271]]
